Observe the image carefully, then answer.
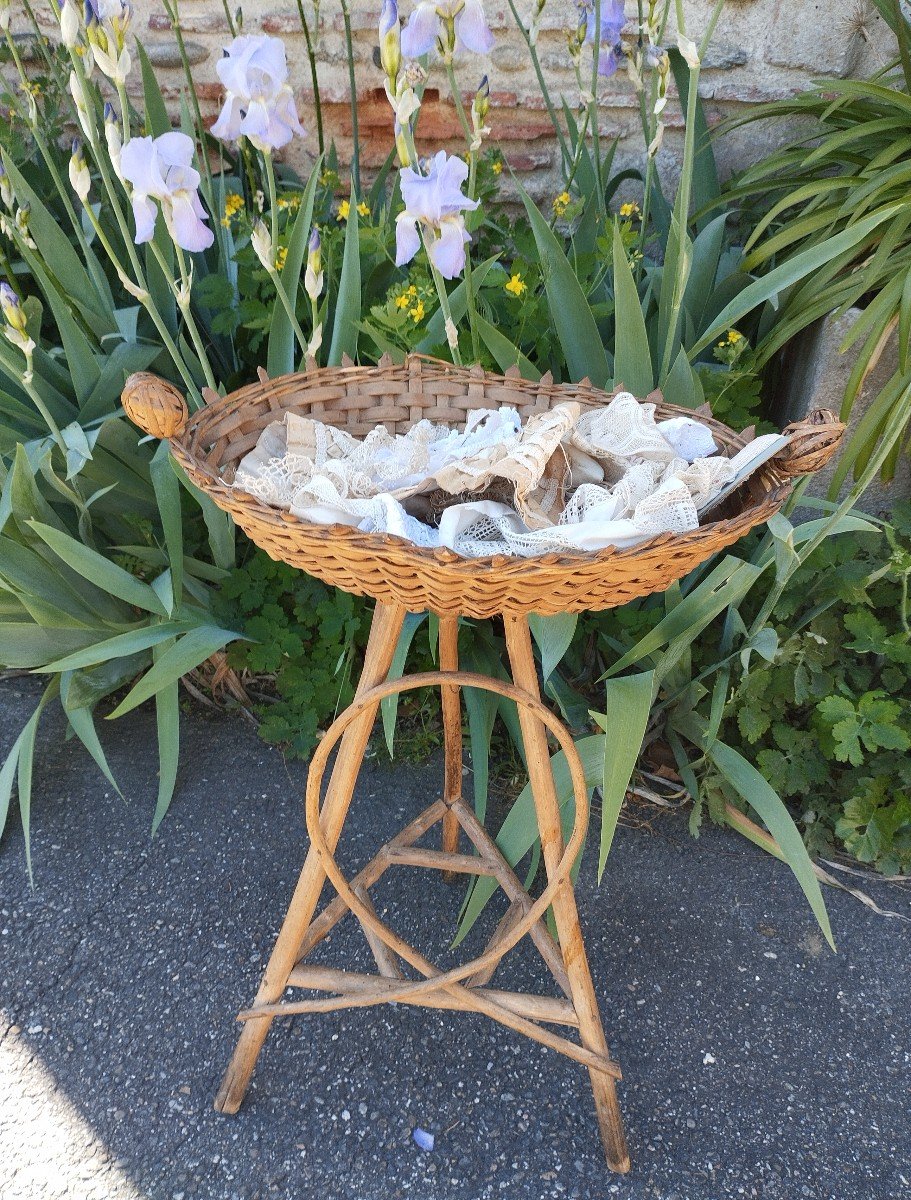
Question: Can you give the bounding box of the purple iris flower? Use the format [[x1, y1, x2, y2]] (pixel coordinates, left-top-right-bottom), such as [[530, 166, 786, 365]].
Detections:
[[119, 132, 214, 253], [211, 34, 306, 153], [395, 151, 479, 280], [583, 0, 626, 76], [400, 0, 494, 58]]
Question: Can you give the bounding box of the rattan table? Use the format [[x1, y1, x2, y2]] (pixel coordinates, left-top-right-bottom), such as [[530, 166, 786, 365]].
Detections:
[[123, 356, 842, 1172]]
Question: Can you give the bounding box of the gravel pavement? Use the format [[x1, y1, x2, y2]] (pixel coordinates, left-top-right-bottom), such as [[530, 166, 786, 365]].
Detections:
[[0, 675, 908, 1200]]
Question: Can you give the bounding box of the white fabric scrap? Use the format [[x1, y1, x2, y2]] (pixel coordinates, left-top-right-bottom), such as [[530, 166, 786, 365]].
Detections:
[[231, 390, 772, 560]]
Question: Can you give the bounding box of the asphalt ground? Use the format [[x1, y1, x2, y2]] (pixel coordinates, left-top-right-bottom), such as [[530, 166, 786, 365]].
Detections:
[[1, 675, 909, 1200]]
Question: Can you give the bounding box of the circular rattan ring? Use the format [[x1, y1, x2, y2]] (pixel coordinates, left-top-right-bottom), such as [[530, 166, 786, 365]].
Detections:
[[295, 669, 590, 1014]]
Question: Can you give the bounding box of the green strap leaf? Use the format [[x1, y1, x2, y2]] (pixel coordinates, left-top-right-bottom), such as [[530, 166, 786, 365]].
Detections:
[[137, 40, 171, 136], [0, 623, 112, 668], [40, 622, 187, 673], [267, 159, 321, 376], [473, 312, 541, 380], [328, 196, 362, 365], [691, 204, 903, 357], [381, 612, 427, 756], [150, 442, 184, 605], [60, 671, 122, 797], [27, 521, 168, 615], [612, 221, 654, 396], [517, 183, 611, 387], [10, 683, 58, 881], [417, 257, 499, 352], [106, 624, 240, 719], [707, 740, 834, 950], [605, 556, 762, 677], [152, 672, 180, 835], [455, 734, 606, 944], [592, 671, 655, 879], [529, 613, 577, 683], [463, 683, 497, 823]]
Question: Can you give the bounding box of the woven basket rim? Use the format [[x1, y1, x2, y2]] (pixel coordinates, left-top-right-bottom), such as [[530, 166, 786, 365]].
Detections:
[[171, 356, 786, 573]]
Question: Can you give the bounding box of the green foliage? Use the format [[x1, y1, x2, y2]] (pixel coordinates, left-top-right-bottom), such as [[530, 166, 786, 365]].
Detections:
[[713, 505, 911, 875], [212, 551, 366, 759], [732, 17, 911, 482]]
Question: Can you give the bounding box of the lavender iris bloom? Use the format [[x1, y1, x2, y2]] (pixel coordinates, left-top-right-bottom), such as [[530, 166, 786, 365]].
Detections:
[[84, 0, 127, 21], [583, 0, 626, 76], [395, 151, 479, 280], [400, 0, 494, 58], [210, 34, 306, 153], [119, 132, 214, 253]]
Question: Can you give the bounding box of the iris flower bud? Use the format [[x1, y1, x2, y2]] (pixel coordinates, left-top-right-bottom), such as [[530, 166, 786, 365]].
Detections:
[[379, 0, 401, 84], [69, 138, 91, 203], [251, 219, 274, 271], [104, 101, 122, 174], [0, 162, 13, 210], [60, 0, 81, 46], [472, 75, 490, 124], [305, 226, 323, 300], [0, 282, 26, 333]]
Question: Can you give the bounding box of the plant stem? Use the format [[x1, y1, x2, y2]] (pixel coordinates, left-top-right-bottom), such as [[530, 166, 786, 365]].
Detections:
[[445, 61, 474, 145], [294, 0, 325, 155], [425, 243, 462, 366], [445, 61, 481, 362], [270, 265, 313, 365], [340, 0, 360, 195], [220, 0, 237, 35], [3, 32, 104, 301], [81, 205, 202, 399], [503, 0, 571, 171], [162, 0, 228, 254], [260, 160, 311, 362], [174, 246, 219, 391], [263, 150, 279, 252], [19, 370, 66, 453], [589, 0, 603, 204]]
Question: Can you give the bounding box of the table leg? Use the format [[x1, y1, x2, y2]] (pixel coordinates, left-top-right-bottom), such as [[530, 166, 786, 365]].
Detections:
[[214, 601, 407, 1114], [502, 613, 630, 1174], [438, 616, 462, 878]]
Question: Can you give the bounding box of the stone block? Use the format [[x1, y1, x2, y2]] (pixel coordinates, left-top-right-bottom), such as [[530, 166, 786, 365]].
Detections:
[[774, 308, 911, 517]]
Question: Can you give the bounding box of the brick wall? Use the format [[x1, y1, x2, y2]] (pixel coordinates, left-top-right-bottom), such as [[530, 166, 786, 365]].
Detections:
[[18, 0, 899, 199]]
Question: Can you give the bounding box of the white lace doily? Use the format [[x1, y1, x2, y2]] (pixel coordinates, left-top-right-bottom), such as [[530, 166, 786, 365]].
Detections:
[[232, 391, 773, 559]]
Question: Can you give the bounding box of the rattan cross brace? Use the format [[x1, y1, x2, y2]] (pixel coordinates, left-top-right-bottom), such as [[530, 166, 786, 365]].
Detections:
[[213, 604, 631, 1173]]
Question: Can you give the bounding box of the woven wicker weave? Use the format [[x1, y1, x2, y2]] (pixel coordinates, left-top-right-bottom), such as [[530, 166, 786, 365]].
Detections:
[[121, 355, 844, 619]]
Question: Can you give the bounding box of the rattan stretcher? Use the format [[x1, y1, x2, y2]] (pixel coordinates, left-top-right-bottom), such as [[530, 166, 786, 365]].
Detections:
[[122, 355, 843, 1173]]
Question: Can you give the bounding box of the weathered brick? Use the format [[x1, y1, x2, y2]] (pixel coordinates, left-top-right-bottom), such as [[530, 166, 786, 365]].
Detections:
[[147, 10, 229, 33], [14, 0, 893, 195]]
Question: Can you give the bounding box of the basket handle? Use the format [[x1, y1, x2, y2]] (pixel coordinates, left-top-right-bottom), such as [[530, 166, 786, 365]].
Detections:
[[772, 408, 845, 479], [121, 372, 189, 440]]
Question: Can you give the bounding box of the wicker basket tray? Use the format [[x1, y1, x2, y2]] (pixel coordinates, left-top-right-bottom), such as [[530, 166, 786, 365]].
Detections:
[[122, 355, 844, 619]]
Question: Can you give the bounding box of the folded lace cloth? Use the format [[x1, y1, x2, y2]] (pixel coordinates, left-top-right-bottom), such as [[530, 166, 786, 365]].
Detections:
[[233, 391, 778, 559]]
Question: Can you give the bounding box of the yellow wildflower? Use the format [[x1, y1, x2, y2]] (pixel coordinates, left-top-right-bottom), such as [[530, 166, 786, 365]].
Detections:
[[277, 194, 302, 210], [221, 192, 244, 227], [492, 159, 503, 176], [505, 272, 527, 298], [409, 300, 425, 323], [726, 329, 744, 344], [552, 191, 571, 218], [357, 201, 370, 217], [274, 246, 288, 271], [395, 294, 410, 309], [619, 201, 641, 219], [337, 199, 350, 221], [407, 285, 418, 296]]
